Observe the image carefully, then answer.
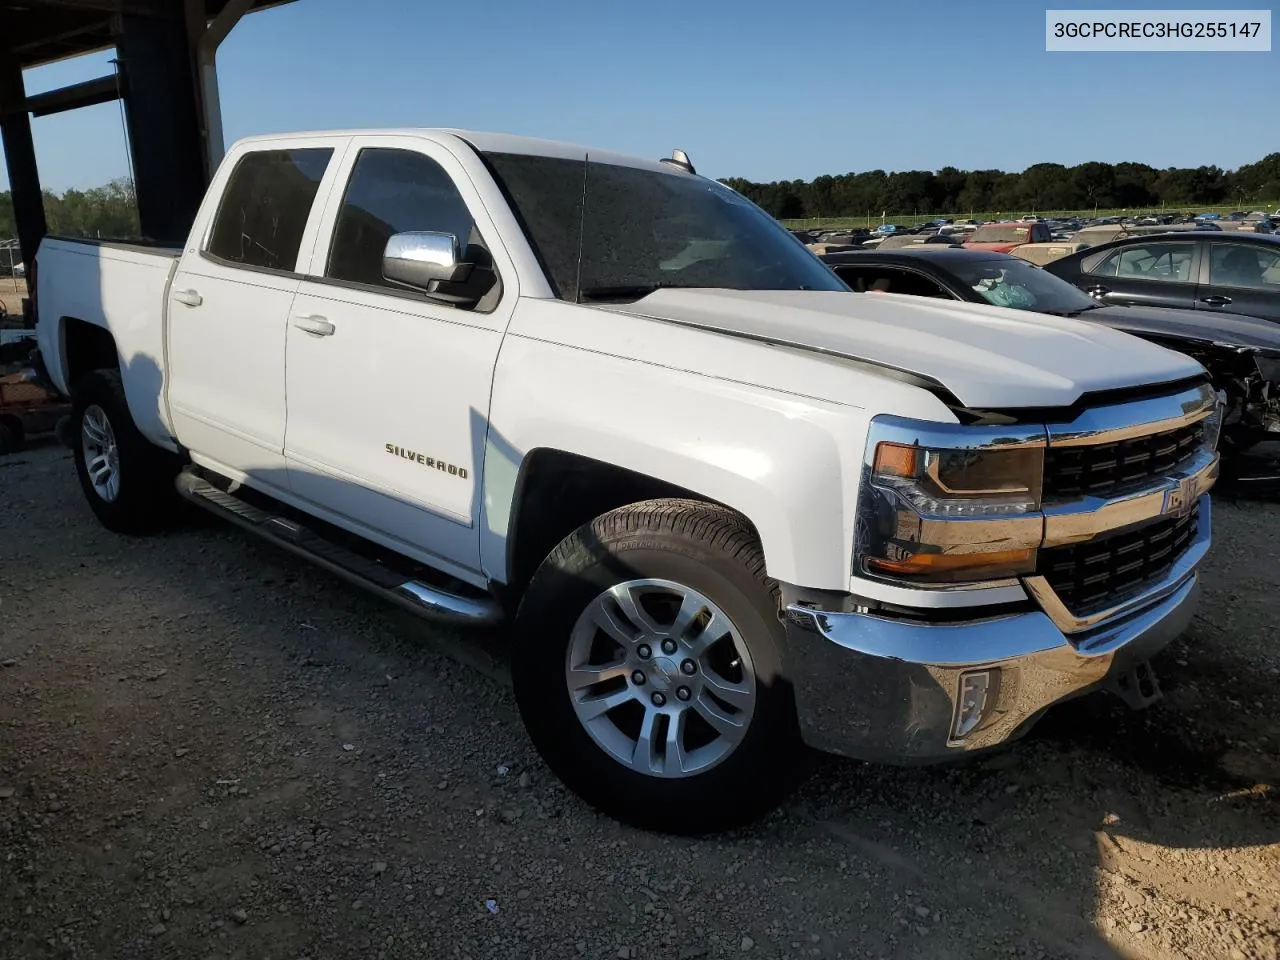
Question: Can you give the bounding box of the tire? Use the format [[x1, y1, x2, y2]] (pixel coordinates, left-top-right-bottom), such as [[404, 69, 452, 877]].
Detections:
[[71, 369, 181, 534], [512, 499, 809, 834], [0, 420, 19, 456]]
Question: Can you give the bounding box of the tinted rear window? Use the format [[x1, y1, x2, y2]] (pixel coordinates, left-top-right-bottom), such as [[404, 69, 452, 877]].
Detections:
[[207, 148, 333, 271]]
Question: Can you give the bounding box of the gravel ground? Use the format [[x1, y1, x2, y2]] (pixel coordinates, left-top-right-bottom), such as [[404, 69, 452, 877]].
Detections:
[[2, 441, 1278, 960]]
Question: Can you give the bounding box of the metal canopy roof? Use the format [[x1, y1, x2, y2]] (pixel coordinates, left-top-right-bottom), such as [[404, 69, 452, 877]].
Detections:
[[0, 0, 294, 69]]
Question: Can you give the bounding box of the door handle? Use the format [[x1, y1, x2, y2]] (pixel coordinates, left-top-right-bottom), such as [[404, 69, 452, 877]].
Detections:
[[1200, 295, 1232, 306], [172, 288, 203, 307], [1086, 284, 1110, 298], [293, 314, 336, 337]]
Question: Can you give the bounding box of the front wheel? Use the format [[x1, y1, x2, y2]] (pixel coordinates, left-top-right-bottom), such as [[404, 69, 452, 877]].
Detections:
[[71, 369, 181, 534], [512, 499, 809, 834]]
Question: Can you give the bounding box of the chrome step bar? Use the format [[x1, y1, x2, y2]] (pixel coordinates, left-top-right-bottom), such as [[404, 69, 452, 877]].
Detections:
[[175, 469, 503, 628]]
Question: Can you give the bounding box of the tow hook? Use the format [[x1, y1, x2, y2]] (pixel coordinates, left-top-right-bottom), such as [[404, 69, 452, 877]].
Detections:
[[1106, 659, 1163, 710]]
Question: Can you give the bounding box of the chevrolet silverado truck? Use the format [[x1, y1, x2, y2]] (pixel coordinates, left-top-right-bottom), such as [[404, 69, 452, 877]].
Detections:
[[33, 129, 1223, 834]]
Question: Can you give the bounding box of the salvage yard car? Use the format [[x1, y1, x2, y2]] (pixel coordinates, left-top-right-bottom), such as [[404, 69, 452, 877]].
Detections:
[[822, 248, 1280, 456], [963, 220, 1053, 253], [32, 128, 1224, 834], [1045, 232, 1280, 325]]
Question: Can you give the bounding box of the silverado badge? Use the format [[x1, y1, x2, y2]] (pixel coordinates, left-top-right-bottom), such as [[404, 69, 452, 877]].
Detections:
[[385, 444, 469, 480]]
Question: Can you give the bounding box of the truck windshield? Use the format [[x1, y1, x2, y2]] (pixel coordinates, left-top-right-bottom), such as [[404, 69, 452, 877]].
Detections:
[[951, 257, 1100, 315], [481, 152, 845, 301]]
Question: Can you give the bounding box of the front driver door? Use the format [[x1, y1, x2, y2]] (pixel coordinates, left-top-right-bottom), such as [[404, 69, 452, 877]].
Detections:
[[283, 136, 517, 578], [1079, 238, 1200, 310], [1197, 240, 1280, 324]]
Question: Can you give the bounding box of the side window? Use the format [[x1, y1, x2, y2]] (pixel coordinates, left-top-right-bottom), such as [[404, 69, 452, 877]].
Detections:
[[1089, 242, 1194, 283], [1210, 243, 1280, 290], [327, 148, 480, 291], [832, 265, 949, 298], [206, 148, 333, 271]]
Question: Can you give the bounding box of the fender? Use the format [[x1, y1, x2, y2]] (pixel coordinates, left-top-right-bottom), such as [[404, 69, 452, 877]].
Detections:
[[481, 333, 880, 592]]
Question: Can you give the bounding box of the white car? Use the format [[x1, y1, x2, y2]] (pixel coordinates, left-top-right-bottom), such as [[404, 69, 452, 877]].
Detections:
[[32, 128, 1222, 832]]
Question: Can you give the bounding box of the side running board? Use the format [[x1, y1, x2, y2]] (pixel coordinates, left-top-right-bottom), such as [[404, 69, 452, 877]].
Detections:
[[175, 469, 503, 628]]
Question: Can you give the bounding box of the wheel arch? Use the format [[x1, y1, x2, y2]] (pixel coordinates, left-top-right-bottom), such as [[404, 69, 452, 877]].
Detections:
[[484, 419, 858, 601], [501, 448, 758, 601], [60, 316, 122, 386], [58, 316, 174, 451]]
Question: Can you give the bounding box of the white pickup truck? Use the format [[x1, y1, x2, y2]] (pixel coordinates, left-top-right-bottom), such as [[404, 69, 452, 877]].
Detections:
[[34, 129, 1222, 833]]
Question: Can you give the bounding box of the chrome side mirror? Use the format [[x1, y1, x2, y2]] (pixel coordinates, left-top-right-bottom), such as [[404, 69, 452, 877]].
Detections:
[[382, 232, 473, 291]]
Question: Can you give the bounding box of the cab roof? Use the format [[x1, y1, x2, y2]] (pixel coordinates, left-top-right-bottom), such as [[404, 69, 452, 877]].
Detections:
[[229, 128, 687, 177]]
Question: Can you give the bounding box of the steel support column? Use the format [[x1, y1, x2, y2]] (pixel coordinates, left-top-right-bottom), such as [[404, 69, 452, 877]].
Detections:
[[115, 12, 207, 243], [0, 51, 48, 287]]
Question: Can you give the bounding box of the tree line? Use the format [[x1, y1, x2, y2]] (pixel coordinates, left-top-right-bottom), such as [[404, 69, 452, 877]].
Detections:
[[0, 178, 140, 255], [721, 153, 1280, 219]]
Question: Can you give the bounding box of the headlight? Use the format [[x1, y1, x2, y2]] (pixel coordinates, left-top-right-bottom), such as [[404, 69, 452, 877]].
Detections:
[[872, 442, 1043, 515], [856, 417, 1047, 584]]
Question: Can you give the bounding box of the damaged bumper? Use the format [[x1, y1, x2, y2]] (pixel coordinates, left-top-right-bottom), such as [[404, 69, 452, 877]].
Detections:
[[781, 498, 1209, 765]]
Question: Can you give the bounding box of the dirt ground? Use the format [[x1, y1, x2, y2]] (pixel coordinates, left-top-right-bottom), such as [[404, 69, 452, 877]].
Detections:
[[1, 441, 1278, 960], [0, 277, 26, 306]]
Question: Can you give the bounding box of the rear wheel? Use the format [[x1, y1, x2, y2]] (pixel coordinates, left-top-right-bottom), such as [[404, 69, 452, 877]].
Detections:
[[513, 499, 808, 834], [71, 369, 181, 534]]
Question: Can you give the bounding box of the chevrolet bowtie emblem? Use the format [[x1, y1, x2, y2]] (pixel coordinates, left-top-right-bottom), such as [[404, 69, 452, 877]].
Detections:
[[1164, 476, 1195, 518]]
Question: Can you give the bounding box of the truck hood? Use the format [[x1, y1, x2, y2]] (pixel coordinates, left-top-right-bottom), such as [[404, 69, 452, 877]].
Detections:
[[1083, 304, 1280, 354], [609, 289, 1203, 409]]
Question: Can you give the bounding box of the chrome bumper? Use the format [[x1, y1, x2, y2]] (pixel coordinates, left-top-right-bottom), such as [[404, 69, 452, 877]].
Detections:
[[783, 498, 1209, 764]]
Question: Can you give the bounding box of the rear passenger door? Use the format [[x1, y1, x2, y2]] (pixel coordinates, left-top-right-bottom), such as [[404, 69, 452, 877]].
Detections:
[[1078, 239, 1200, 310], [283, 135, 517, 577], [1197, 240, 1280, 323], [167, 141, 340, 486]]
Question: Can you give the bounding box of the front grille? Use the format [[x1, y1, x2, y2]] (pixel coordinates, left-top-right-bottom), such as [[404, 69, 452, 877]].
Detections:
[[1037, 504, 1200, 615], [1044, 422, 1204, 499]]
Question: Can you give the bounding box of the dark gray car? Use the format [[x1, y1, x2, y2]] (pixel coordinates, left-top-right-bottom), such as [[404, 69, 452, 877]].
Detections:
[[1043, 232, 1280, 326]]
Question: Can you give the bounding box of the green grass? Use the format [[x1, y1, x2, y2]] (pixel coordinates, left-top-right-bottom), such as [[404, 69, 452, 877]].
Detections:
[[779, 203, 1278, 231]]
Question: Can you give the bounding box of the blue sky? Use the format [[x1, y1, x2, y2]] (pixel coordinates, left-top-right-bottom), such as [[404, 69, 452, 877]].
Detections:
[[4, 0, 1277, 192]]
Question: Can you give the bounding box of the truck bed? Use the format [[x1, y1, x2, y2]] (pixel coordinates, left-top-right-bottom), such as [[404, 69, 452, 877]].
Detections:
[[35, 235, 182, 449], [45, 236, 182, 258]]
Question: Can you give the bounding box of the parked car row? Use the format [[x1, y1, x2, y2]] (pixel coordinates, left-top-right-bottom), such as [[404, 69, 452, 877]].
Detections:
[[793, 210, 1276, 264]]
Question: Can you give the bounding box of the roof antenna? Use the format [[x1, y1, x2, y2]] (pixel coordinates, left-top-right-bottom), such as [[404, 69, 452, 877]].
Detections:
[[659, 148, 696, 175]]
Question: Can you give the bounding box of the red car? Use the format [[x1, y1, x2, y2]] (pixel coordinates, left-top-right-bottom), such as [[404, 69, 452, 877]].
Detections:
[[963, 221, 1052, 253]]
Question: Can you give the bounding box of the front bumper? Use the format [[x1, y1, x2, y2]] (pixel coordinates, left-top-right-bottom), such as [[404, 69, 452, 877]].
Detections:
[[782, 498, 1208, 764]]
